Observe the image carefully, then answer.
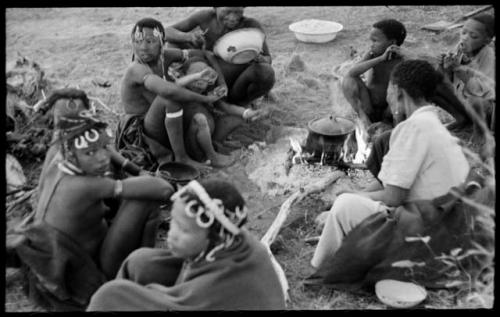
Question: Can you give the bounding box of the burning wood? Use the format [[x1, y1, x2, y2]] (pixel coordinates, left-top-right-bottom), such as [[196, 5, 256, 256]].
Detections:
[[289, 137, 306, 164]]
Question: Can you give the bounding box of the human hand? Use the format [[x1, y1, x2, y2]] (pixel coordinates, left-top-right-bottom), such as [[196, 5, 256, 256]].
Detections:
[[381, 45, 400, 61], [442, 52, 461, 71], [189, 28, 207, 48], [253, 53, 271, 64], [207, 85, 228, 98], [198, 68, 218, 85], [242, 108, 270, 122]]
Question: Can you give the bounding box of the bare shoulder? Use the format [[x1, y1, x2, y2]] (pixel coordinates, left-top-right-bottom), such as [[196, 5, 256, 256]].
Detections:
[[125, 62, 151, 85], [191, 9, 216, 23], [242, 17, 264, 29]]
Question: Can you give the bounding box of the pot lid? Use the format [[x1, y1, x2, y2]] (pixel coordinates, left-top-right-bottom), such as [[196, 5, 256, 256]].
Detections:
[[308, 115, 355, 136]]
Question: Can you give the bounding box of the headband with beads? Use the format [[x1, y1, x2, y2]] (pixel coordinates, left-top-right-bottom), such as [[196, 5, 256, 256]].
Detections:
[[171, 180, 247, 235]]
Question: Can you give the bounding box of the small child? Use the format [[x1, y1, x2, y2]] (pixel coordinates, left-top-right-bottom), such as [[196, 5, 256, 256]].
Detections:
[[441, 13, 495, 132], [13, 112, 175, 311], [87, 179, 286, 311], [342, 19, 407, 131], [144, 56, 265, 168]]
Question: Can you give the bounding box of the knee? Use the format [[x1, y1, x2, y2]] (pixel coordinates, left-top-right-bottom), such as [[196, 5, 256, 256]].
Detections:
[[192, 113, 209, 129], [341, 76, 358, 97], [253, 63, 276, 88], [331, 193, 358, 220], [88, 280, 133, 311], [156, 97, 181, 112], [123, 247, 158, 273]]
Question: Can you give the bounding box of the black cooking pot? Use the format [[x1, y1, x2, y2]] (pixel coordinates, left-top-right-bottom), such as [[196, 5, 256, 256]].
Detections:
[[156, 162, 200, 186], [304, 115, 355, 159]]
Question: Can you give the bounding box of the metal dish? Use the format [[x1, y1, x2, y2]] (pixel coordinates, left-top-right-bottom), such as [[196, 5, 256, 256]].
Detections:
[[289, 19, 343, 43], [213, 28, 265, 64]]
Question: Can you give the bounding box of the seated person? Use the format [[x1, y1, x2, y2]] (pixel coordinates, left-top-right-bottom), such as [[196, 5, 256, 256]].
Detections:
[[12, 112, 175, 311], [118, 18, 223, 171], [440, 13, 495, 133], [144, 56, 266, 168], [343, 19, 472, 137], [164, 7, 275, 143], [342, 19, 407, 132], [87, 179, 286, 311], [311, 60, 470, 269]]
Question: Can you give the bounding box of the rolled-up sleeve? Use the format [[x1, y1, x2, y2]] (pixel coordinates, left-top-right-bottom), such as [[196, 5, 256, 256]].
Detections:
[[378, 121, 427, 189]]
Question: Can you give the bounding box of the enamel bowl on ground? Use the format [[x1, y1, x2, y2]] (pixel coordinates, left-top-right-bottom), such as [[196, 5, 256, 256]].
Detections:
[[289, 19, 343, 43], [375, 279, 427, 309], [213, 28, 266, 64]]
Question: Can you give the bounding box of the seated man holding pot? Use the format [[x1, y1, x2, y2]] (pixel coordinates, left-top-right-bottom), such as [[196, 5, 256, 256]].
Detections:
[[164, 7, 275, 145]]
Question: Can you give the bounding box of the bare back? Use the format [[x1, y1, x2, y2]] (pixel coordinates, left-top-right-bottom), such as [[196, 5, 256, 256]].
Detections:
[[42, 175, 114, 259]]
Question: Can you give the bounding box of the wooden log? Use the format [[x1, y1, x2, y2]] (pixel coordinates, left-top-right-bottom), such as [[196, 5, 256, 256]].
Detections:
[[260, 170, 345, 303], [261, 170, 345, 247]]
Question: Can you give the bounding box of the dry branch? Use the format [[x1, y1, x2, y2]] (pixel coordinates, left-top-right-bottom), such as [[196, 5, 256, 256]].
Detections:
[[261, 170, 345, 247], [259, 170, 345, 303]]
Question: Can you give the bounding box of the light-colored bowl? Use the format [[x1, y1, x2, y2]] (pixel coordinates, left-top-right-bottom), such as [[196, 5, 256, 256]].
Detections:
[[289, 19, 343, 43], [375, 279, 427, 309], [213, 28, 265, 64]]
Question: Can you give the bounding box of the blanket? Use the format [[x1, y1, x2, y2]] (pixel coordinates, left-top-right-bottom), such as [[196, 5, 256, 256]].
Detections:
[[87, 230, 286, 311], [304, 183, 494, 292], [15, 221, 107, 311]]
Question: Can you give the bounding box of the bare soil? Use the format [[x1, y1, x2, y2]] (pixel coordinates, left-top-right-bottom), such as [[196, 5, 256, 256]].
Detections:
[[5, 5, 492, 311]]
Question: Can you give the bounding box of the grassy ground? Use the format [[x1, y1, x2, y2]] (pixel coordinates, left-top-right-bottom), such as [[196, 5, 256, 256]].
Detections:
[[5, 5, 495, 311]]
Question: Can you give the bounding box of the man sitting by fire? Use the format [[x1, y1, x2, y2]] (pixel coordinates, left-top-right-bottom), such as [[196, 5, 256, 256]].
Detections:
[[311, 59, 470, 269]]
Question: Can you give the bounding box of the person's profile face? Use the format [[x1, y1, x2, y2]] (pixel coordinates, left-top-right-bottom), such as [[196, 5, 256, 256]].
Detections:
[[132, 27, 162, 63], [167, 198, 210, 260], [386, 81, 405, 124], [459, 19, 491, 55], [369, 28, 393, 57], [73, 138, 111, 176], [215, 7, 244, 30]]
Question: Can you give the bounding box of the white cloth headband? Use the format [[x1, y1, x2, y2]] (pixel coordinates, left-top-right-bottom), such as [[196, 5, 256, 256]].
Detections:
[[171, 180, 244, 235]]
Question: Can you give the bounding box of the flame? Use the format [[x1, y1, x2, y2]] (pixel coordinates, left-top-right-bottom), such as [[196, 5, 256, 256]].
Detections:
[[289, 137, 305, 164], [340, 120, 372, 165], [352, 121, 371, 164]]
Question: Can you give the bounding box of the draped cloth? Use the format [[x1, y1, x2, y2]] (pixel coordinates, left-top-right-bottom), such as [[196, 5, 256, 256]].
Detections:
[[12, 151, 107, 311], [304, 183, 493, 292], [115, 113, 159, 172], [87, 230, 286, 311]]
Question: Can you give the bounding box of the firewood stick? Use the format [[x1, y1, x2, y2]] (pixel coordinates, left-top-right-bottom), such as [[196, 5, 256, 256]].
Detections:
[[261, 170, 345, 247]]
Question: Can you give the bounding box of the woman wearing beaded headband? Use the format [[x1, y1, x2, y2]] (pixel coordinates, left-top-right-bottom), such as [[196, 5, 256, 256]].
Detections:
[[12, 112, 176, 311], [88, 180, 286, 311]]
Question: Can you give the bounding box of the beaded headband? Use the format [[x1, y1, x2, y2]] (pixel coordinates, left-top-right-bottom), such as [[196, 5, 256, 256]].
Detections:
[[171, 180, 247, 235]]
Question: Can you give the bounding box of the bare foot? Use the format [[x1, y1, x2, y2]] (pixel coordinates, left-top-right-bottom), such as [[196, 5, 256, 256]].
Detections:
[[175, 157, 212, 173], [213, 141, 233, 155], [209, 152, 236, 168]]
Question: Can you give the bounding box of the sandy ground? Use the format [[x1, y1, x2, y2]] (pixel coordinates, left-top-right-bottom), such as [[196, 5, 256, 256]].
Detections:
[[5, 6, 489, 311]]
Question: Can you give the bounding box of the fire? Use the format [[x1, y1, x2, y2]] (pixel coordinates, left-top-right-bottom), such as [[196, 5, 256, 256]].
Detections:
[[352, 121, 371, 164], [289, 137, 305, 164], [341, 120, 372, 165]]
